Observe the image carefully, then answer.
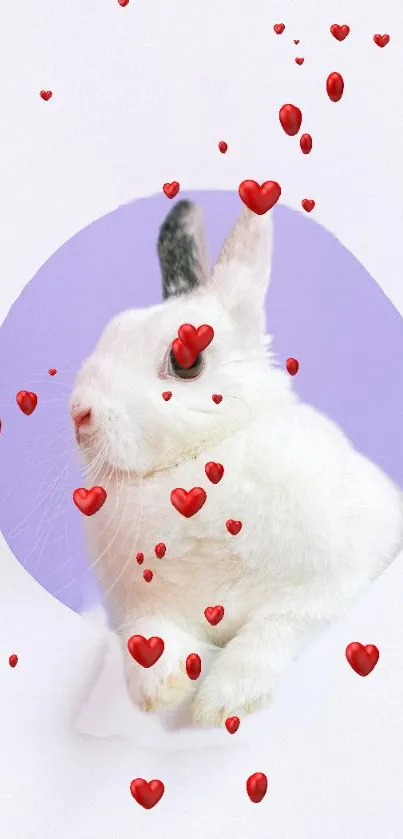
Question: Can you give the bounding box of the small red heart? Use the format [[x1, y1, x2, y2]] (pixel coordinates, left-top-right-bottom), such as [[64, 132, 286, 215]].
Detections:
[[204, 605, 224, 626], [326, 72, 344, 102], [225, 716, 240, 734], [246, 772, 268, 803], [302, 199, 315, 213], [205, 462, 224, 484], [163, 182, 180, 199], [295, 57, 304, 65], [330, 24, 350, 41], [171, 338, 197, 369], [226, 519, 242, 535], [118, 0, 129, 5], [73, 486, 107, 516], [373, 33, 390, 48], [154, 542, 166, 559], [16, 390, 38, 416], [238, 180, 281, 215], [218, 140, 228, 153], [286, 357, 299, 375], [212, 394, 223, 404], [300, 133, 312, 154], [143, 569, 153, 583], [171, 487, 207, 518], [136, 552, 144, 565], [48, 368, 57, 376], [273, 23, 285, 34], [279, 104, 302, 136], [293, 39, 299, 44], [127, 635, 165, 668], [9, 654, 18, 668], [186, 653, 201, 680], [130, 778, 164, 809], [162, 391, 172, 401], [178, 323, 215, 355], [345, 642, 379, 676], [40, 90, 52, 101]]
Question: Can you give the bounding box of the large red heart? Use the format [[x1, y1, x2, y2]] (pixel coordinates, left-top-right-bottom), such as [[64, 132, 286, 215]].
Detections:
[[72, 486, 107, 516], [205, 462, 224, 484], [204, 605, 224, 626], [345, 642, 379, 676], [16, 390, 38, 416], [373, 33, 390, 48], [127, 635, 165, 668], [246, 772, 268, 803], [170, 487, 207, 518], [163, 181, 180, 199], [330, 24, 350, 41], [130, 778, 164, 809], [238, 180, 281, 215], [171, 338, 197, 369], [178, 323, 214, 354]]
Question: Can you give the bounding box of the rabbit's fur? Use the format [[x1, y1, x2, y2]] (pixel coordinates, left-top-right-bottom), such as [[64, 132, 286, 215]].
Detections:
[[71, 200, 403, 726]]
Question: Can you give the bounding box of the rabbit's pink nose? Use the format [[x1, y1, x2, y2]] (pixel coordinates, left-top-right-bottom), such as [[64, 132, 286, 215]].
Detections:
[[72, 407, 92, 430]]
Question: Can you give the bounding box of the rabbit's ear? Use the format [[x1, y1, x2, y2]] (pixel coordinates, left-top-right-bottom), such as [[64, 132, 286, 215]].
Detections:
[[211, 207, 273, 332], [158, 200, 210, 299]]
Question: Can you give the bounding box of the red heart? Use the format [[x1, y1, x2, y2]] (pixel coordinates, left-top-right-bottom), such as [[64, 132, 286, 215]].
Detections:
[[118, 0, 130, 5], [300, 133, 312, 154], [186, 653, 201, 680], [136, 552, 144, 564], [9, 654, 18, 668], [127, 635, 165, 668], [204, 605, 224, 626], [154, 542, 166, 558], [225, 716, 240, 734], [345, 642, 379, 676], [40, 90, 52, 101], [301, 199, 315, 213], [286, 357, 299, 376], [16, 390, 38, 416], [130, 778, 164, 809], [48, 368, 57, 376], [326, 72, 344, 102], [373, 33, 390, 48], [226, 519, 242, 535], [212, 394, 223, 404], [238, 180, 281, 215], [205, 461, 224, 484], [218, 140, 228, 153], [279, 103, 302, 136], [73, 486, 107, 516], [170, 487, 207, 518], [246, 772, 268, 803], [171, 338, 197, 369], [293, 39, 299, 44], [163, 181, 180, 199], [295, 57, 304, 65], [143, 569, 153, 583], [273, 23, 285, 34], [162, 390, 172, 401], [330, 24, 350, 41], [178, 323, 214, 354]]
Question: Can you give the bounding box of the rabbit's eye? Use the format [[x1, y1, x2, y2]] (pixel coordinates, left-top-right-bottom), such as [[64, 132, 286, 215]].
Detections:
[[168, 349, 204, 380]]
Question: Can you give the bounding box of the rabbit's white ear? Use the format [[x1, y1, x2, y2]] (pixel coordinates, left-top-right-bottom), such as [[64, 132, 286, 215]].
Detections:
[[211, 207, 273, 332], [158, 200, 210, 299]]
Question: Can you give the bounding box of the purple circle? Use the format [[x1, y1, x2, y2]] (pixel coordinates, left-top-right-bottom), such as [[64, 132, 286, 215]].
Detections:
[[0, 190, 402, 614]]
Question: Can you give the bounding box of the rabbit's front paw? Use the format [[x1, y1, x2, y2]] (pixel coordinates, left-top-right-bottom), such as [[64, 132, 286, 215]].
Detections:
[[192, 669, 269, 727], [139, 660, 195, 712]]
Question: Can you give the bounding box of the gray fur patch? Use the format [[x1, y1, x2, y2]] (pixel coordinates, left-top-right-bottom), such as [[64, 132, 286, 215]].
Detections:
[[158, 200, 208, 299]]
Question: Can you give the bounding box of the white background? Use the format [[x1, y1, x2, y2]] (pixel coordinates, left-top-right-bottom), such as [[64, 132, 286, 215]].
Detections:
[[1, 1, 403, 837]]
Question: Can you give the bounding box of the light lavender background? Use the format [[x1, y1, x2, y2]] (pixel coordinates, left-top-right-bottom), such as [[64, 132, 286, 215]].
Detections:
[[0, 189, 402, 613]]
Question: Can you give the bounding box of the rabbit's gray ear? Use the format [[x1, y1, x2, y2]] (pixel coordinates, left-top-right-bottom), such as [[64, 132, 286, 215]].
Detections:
[[158, 200, 210, 299]]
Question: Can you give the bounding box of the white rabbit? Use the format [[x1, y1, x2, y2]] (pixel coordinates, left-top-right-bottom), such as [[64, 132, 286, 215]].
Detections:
[[70, 200, 403, 726]]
